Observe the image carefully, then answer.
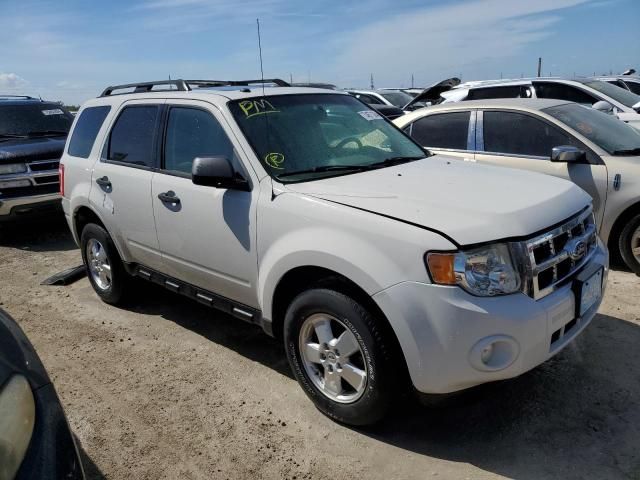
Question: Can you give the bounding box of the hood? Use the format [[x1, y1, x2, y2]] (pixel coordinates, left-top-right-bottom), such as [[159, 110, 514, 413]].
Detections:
[[284, 156, 591, 246], [0, 136, 66, 164], [403, 77, 461, 109]]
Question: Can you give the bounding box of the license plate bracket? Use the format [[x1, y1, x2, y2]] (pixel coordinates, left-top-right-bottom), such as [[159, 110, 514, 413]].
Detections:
[[572, 263, 603, 317]]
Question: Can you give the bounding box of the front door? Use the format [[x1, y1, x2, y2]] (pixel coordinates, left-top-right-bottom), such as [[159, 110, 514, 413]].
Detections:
[[151, 101, 259, 307], [475, 110, 608, 226], [89, 101, 164, 269]]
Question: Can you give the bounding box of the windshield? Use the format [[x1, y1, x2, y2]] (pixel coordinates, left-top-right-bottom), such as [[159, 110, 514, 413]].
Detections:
[[0, 103, 73, 136], [229, 94, 426, 182], [580, 80, 640, 108], [543, 103, 640, 155], [379, 91, 414, 107]]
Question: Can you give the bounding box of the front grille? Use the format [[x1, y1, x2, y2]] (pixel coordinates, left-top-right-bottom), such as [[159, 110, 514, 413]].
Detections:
[[0, 158, 60, 198], [519, 208, 597, 300], [0, 183, 59, 199]]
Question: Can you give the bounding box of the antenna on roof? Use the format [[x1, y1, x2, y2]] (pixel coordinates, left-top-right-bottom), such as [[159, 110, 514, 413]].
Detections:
[[256, 18, 265, 97]]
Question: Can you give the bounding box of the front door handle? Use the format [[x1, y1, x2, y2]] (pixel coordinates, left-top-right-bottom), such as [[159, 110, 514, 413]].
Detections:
[[157, 191, 180, 204], [95, 176, 111, 188]]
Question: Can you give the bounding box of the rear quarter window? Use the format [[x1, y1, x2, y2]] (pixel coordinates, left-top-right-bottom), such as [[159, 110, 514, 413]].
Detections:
[[67, 106, 111, 158]]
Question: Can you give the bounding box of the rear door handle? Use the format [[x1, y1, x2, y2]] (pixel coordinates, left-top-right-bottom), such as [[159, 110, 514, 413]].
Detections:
[[95, 176, 111, 188], [157, 191, 180, 204]]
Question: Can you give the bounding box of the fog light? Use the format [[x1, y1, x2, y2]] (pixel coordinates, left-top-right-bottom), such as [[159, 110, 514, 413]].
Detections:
[[469, 335, 519, 372]]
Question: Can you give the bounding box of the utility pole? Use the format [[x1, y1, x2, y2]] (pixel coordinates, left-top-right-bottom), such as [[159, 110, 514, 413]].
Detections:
[[411, 74, 414, 88], [290, 73, 293, 84], [370, 73, 374, 90], [537, 57, 542, 77]]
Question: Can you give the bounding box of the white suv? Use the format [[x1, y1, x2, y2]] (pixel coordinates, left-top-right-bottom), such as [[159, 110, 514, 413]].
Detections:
[[61, 79, 608, 425]]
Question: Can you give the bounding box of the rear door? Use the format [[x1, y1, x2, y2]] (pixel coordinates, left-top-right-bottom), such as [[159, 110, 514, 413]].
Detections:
[[151, 100, 259, 307], [404, 110, 475, 160], [474, 110, 608, 225], [88, 100, 164, 268]]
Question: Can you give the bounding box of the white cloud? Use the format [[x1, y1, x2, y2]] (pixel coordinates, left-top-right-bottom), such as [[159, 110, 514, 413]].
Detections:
[[0, 73, 28, 90], [330, 0, 593, 86]]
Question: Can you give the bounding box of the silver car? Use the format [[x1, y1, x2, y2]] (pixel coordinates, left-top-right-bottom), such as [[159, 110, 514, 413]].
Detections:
[[395, 98, 640, 274]]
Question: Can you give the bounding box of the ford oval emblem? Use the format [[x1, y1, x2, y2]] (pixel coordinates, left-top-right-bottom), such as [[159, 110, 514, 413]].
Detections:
[[568, 240, 587, 261]]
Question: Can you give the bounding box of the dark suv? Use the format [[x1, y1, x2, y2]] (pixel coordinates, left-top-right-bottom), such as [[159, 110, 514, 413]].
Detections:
[[0, 96, 74, 221]]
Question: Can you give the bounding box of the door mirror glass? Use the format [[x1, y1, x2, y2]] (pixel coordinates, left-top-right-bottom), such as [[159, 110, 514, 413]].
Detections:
[[592, 100, 614, 114], [192, 156, 249, 190], [551, 145, 586, 163]]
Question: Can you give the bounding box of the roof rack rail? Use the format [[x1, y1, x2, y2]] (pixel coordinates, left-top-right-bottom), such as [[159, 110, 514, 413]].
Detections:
[[99, 78, 290, 97], [186, 79, 290, 88]]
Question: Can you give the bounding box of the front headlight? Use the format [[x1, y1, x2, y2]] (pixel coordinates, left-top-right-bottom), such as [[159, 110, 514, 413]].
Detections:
[[0, 163, 27, 175], [0, 375, 36, 480], [426, 243, 521, 296]]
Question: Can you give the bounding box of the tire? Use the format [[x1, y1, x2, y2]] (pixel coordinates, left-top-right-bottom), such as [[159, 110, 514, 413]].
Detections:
[[80, 223, 128, 304], [284, 288, 398, 426], [619, 213, 640, 276]]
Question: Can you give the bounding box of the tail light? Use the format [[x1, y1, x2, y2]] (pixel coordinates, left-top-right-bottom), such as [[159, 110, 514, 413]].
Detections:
[[59, 163, 65, 197]]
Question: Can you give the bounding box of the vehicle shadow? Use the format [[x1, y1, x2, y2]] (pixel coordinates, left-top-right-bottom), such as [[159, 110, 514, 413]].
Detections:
[[363, 313, 640, 480], [122, 280, 639, 479], [125, 280, 293, 379], [0, 214, 76, 252], [75, 436, 107, 480]]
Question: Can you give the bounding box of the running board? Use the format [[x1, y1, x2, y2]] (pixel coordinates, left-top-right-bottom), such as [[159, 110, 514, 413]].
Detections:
[[128, 264, 266, 330]]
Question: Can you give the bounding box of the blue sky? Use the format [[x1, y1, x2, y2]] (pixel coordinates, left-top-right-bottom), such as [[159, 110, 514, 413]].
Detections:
[[1, 0, 638, 104]]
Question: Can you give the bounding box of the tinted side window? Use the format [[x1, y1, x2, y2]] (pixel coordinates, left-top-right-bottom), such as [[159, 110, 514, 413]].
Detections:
[[164, 107, 234, 175], [67, 106, 111, 158], [483, 111, 578, 157], [353, 93, 382, 105], [625, 81, 640, 95], [468, 86, 531, 100], [106, 106, 159, 167], [534, 82, 596, 104], [410, 112, 470, 150]]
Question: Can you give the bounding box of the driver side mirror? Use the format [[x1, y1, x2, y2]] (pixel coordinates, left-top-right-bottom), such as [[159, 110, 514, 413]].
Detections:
[[192, 156, 250, 191], [551, 146, 586, 163], [592, 100, 614, 114]]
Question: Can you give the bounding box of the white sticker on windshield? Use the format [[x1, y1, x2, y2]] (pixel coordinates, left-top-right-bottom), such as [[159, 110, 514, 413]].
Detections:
[[42, 109, 64, 115], [358, 110, 383, 121]]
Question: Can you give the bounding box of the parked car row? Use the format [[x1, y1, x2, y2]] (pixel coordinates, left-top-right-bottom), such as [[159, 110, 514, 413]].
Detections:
[[1, 73, 635, 475]]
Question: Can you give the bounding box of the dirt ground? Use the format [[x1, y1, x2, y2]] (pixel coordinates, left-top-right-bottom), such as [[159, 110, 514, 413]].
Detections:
[[1, 216, 639, 480]]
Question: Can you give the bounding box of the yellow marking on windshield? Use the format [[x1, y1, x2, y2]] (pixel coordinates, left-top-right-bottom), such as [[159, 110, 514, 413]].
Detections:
[[239, 99, 280, 119], [265, 152, 285, 169]]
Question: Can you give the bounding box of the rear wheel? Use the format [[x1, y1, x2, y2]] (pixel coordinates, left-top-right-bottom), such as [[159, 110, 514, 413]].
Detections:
[[80, 223, 128, 304], [619, 213, 640, 275], [284, 288, 398, 426]]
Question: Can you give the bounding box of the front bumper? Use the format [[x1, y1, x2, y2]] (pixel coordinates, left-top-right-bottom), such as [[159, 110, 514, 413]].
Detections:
[[0, 194, 61, 220], [374, 242, 608, 394]]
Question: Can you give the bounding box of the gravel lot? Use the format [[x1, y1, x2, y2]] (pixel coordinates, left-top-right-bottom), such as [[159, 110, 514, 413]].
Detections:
[[1, 216, 639, 480]]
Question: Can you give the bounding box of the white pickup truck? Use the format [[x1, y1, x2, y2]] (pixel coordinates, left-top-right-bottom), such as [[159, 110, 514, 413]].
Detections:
[[60, 79, 608, 425]]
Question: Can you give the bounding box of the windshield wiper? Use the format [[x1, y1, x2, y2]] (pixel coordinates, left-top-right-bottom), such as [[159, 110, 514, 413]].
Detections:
[[367, 155, 426, 168], [27, 130, 68, 137], [276, 164, 373, 179], [276, 156, 428, 179], [612, 147, 640, 156]]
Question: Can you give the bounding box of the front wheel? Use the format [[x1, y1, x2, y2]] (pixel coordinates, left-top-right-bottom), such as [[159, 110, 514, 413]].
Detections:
[[284, 288, 399, 426], [619, 213, 640, 275]]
